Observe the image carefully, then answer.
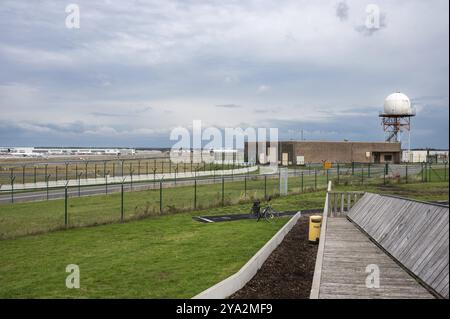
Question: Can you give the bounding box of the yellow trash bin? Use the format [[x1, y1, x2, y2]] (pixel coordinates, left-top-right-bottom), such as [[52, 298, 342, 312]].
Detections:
[[309, 215, 322, 243]]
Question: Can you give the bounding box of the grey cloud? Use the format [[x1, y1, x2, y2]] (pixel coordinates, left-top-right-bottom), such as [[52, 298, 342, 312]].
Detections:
[[215, 104, 242, 109], [336, 1, 349, 22]]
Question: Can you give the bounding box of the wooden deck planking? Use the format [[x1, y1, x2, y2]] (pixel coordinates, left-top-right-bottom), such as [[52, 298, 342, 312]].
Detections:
[[347, 194, 449, 299], [318, 217, 434, 299]]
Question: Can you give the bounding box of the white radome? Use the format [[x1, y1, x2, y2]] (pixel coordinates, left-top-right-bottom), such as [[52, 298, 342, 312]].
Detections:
[[383, 92, 412, 115]]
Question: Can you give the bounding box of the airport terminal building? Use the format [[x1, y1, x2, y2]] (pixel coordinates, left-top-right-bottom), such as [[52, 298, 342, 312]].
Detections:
[[244, 141, 402, 165]]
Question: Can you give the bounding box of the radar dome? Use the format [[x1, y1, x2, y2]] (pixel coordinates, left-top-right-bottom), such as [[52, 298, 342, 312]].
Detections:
[[383, 92, 412, 115]]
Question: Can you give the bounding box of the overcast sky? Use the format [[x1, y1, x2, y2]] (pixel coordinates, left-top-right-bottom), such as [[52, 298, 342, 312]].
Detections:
[[0, 0, 448, 148]]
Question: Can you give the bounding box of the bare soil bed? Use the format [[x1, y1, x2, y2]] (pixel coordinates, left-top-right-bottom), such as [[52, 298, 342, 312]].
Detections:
[[230, 216, 318, 299]]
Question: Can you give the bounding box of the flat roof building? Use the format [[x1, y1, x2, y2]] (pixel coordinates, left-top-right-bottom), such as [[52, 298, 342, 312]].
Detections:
[[245, 141, 402, 165]]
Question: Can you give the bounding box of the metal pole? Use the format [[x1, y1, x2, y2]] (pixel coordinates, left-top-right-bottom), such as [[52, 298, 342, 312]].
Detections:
[[445, 161, 448, 181], [46, 174, 51, 200], [130, 170, 134, 191], [34, 166, 37, 184], [337, 163, 340, 185], [65, 163, 68, 181], [361, 167, 364, 185], [105, 171, 109, 194], [22, 165, 25, 184], [368, 163, 371, 178], [314, 169, 317, 190], [64, 185, 68, 227], [10, 176, 15, 203], [85, 162, 88, 180], [160, 180, 163, 213], [264, 175, 267, 200], [222, 176, 225, 206], [56, 166, 58, 182], [405, 164, 408, 184], [121, 182, 124, 222], [194, 177, 197, 209], [78, 173, 82, 197], [244, 175, 247, 198], [301, 172, 304, 192]]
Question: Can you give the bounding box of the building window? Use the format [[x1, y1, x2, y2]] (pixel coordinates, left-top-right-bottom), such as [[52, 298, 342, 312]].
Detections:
[[384, 154, 393, 162]]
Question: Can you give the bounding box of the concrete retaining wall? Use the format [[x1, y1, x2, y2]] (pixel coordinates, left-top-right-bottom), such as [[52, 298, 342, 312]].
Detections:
[[193, 211, 302, 299]]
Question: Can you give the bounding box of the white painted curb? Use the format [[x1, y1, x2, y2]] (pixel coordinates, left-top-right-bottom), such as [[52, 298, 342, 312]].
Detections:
[[192, 211, 302, 299]]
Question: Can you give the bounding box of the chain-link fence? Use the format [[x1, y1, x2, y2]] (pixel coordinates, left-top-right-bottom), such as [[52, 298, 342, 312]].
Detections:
[[0, 162, 447, 239]]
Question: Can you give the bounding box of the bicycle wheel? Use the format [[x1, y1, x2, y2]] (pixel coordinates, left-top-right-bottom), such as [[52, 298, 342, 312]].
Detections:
[[264, 208, 274, 222]]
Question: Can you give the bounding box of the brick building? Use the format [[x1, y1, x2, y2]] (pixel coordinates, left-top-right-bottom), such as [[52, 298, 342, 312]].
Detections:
[[244, 141, 402, 165]]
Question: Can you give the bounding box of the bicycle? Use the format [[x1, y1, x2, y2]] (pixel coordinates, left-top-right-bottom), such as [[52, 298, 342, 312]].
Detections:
[[256, 197, 278, 222]]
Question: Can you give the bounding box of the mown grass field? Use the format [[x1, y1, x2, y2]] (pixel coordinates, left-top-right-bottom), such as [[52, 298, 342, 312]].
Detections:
[[0, 191, 325, 298]]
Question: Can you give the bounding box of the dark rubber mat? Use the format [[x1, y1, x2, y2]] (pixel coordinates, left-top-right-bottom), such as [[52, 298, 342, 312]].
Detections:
[[193, 209, 323, 223]]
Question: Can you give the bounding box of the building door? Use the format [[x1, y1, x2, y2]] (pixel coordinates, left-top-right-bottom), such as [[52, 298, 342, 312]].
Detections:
[[282, 153, 289, 166], [374, 153, 381, 164]]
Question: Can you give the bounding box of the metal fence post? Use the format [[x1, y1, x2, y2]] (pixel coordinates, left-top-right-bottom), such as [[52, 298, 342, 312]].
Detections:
[[130, 170, 134, 191], [352, 162, 355, 175], [337, 163, 340, 185], [46, 174, 51, 200], [34, 166, 37, 184], [10, 176, 15, 203], [301, 172, 304, 192], [405, 164, 408, 184], [326, 168, 329, 185], [264, 175, 267, 200], [105, 171, 109, 194], [368, 163, 371, 178], [445, 161, 448, 181], [64, 184, 68, 227], [314, 169, 317, 190], [65, 163, 69, 181], [56, 166, 58, 182], [78, 173, 82, 197], [160, 179, 163, 213], [194, 177, 197, 209], [222, 176, 225, 206], [244, 175, 247, 198], [22, 165, 26, 184], [361, 167, 364, 185], [121, 181, 124, 222]]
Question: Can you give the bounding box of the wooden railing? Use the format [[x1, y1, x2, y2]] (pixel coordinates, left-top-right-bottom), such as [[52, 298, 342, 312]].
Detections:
[[327, 191, 365, 217]]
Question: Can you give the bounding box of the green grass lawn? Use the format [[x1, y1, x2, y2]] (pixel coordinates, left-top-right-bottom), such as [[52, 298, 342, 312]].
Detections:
[[0, 192, 325, 298], [335, 181, 449, 202]]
